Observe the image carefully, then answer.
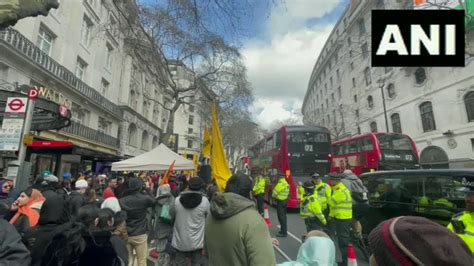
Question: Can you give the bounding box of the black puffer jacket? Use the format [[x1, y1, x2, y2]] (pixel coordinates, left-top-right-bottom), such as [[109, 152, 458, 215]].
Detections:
[[66, 191, 86, 218]]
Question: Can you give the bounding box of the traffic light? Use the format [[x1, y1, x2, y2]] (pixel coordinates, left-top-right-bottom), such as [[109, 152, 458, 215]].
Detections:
[[0, 0, 59, 28]]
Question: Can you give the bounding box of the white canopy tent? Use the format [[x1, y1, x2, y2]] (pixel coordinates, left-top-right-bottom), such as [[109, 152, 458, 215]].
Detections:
[[111, 143, 195, 171]]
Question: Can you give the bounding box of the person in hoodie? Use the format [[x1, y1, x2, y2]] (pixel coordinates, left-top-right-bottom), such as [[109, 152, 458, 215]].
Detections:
[[152, 183, 175, 266], [205, 173, 276, 266], [66, 179, 88, 218], [278, 230, 336, 266], [170, 177, 209, 266], [22, 193, 69, 265]]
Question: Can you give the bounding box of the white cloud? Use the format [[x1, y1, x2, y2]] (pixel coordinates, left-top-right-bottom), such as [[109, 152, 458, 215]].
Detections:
[[244, 1, 342, 129]]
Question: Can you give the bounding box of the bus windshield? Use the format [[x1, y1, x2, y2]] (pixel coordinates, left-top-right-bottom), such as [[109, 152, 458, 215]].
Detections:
[[376, 134, 413, 151], [286, 131, 330, 153]]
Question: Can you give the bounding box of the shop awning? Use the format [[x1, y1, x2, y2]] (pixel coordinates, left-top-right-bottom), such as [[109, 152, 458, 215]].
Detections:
[[28, 141, 74, 148]]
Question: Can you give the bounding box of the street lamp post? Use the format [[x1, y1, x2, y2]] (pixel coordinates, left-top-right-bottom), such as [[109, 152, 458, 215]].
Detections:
[[378, 79, 390, 132]]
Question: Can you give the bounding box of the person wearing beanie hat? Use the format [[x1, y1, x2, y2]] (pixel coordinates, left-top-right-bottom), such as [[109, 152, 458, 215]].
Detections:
[[65, 179, 88, 218], [170, 177, 209, 265], [369, 216, 472, 265], [205, 173, 276, 266], [119, 177, 156, 266]]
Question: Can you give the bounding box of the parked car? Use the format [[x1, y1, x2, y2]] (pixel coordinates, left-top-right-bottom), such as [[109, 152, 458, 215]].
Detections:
[[359, 169, 474, 235]]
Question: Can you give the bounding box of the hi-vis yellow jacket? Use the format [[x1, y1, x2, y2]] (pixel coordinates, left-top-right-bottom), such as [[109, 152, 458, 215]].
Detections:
[[329, 182, 352, 220], [300, 194, 327, 225], [272, 178, 290, 201], [253, 176, 266, 195]]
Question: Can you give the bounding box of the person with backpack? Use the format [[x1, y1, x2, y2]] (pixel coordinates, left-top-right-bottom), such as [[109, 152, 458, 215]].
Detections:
[[342, 169, 369, 237], [151, 182, 175, 265]]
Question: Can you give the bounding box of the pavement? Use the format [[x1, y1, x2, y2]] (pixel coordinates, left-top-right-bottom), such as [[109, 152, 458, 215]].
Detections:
[[147, 205, 369, 265]]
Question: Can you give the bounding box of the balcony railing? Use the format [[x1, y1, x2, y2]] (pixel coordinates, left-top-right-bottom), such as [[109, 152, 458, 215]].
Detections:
[[61, 121, 120, 149], [0, 28, 122, 118]]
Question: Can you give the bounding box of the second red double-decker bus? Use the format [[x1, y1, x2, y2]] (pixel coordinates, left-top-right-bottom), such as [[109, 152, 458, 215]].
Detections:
[[248, 125, 331, 208], [330, 132, 420, 176]]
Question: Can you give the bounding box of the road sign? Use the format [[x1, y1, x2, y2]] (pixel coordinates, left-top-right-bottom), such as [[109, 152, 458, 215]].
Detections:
[[28, 88, 39, 100], [5, 97, 27, 113]]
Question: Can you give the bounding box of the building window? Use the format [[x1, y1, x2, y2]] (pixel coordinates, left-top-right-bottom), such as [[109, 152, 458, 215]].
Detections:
[[326, 99, 329, 108], [387, 83, 395, 98], [141, 131, 149, 150], [352, 77, 356, 88], [336, 69, 340, 79], [337, 87, 341, 99], [367, 95, 374, 108], [143, 100, 148, 117], [187, 140, 193, 149], [152, 136, 158, 148], [71, 103, 86, 125], [37, 26, 54, 56], [355, 109, 359, 117], [465, 91, 474, 122], [189, 105, 195, 112], [81, 15, 93, 47], [364, 67, 371, 86], [347, 37, 351, 46], [391, 113, 402, 133], [357, 126, 361, 134], [105, 43, 113, 69], [325, 83, 327, 91], [350, 62, 354, 71], [358, 19, 366, 35], [331, 93, 335, 101], [361, 43, 369, 59], [75, 57, 87, 80], [349, 50, 353, 58], [370, 121, 377, 132], [98, 117, 109, 134], [420, 101, 436, 132], [129, 90, 136, 109], [188, 115, 194, 125], [330, 77, 333, 87], [415, 67, 426, 84], [101, 78, 109, 95], [128, 124, 137, 146], [188, 128, 193, 134]]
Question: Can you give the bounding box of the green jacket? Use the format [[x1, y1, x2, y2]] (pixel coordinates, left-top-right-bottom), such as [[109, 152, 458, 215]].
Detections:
[[205, 192, 276, 266], [272, 178, 290, 201]]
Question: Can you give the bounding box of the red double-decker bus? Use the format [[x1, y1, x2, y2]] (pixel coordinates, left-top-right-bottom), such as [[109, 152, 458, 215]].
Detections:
[[248, 125, 331, 208], [330, 133, 420, 176]]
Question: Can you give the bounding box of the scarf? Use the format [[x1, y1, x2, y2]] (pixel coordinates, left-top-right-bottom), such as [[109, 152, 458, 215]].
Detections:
[[9, 189, 45, 227]]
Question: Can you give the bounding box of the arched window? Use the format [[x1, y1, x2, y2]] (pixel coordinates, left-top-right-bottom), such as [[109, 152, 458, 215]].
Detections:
[[419, 101, 436, 132], [367, 95, 374, 108], [141, 130, 149, 150], [370, 121, 377, 132], [464, 92, 474, 122], [152, 136, 158, 148], [391, 113, 402, 133], [127, 123, 137, 146], [387, 83, 396, 98], [415, 67, 426, 84], [143, 100, 148, 117]]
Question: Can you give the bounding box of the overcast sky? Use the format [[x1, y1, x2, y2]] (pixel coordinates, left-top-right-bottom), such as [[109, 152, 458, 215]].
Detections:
[[243, 0, 348, 129]]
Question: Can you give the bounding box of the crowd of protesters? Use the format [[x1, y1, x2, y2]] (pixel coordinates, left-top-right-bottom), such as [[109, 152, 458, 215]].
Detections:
[[0, 168, 473, 266]]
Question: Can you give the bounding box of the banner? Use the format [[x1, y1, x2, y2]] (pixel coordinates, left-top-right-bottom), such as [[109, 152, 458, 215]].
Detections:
[[210, 103, 232, 191]]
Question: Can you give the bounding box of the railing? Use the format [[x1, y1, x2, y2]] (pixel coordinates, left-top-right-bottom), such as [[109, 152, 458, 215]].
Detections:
[[61, 121, 120, 149], [0, 28, 122, 118]]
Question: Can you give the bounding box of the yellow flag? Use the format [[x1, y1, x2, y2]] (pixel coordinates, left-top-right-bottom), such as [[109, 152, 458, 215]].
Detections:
[[193, 152, 199, 176], [202, 127, 211, 158], [210, 103, 232, 191]]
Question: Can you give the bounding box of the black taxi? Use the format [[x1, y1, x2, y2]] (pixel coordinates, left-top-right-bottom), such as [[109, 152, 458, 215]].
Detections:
[[359, 169, 474, 235]]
